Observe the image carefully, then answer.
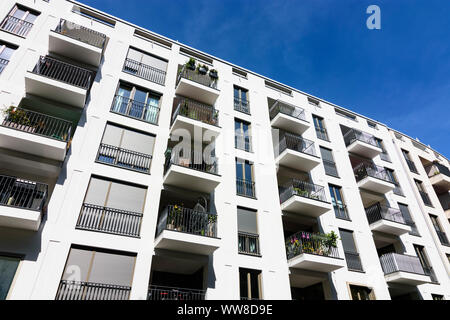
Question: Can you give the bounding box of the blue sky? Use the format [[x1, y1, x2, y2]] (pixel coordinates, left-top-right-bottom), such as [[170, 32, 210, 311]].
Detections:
[[82, 0, 450, 158]]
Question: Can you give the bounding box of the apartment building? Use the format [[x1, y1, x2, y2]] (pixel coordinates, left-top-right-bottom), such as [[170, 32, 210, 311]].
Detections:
[[0, 0, 449, 301]]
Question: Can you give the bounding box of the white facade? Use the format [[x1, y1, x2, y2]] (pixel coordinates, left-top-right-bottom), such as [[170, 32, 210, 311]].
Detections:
[[0, 0, 448, 301]]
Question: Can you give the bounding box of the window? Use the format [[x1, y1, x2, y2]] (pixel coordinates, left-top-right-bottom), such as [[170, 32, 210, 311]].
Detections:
[[432, 294, 444, 301], [236, 159, 255, 198], [349, 285, 375, 300], [375, 138, 391, 162], [402, 149, 418, 173], [329, 185, 349, 220], [413, 245, 436, 282], [57, 246, 135, 300], [430, 215, 449, 246], [367, 121, 377, 129], [415, 180, 433, 207], [307, 97, 320, 107], [398, 203, 419, 236], [111, 82, 161, 124], [0, 4, 39, 37], [0, 255, 20, 300], [72, 6, 116, 27], [385, 169, 403, 196], [123, 48, 168, 85], [340, 229, 364, 272], [234, 86, 250, 114], [312, 115, 329, 141], [232, 68, 247, 79], [335, 109, 357, 121], [320, 147, 338, 177], [0, 42, 16, 74], [237, 207, 260, 256], [235, 118, 252, 152], [239, 268, 262, 300], [265, 80, 292, 96], [97, 123, 155, 173]]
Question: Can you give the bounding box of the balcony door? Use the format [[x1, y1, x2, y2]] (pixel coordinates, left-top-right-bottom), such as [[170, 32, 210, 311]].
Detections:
[[236, 159, 254, 197]]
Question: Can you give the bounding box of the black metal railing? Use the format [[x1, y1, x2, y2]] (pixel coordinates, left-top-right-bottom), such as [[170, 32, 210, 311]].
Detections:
[[148, 286, 205, 301], [315, 127, 329, 141], [111, 95, 160, 125], [76, 203, 143, 238], [0, 15, 33, 37], [172, 96, 219, 126], [425, 163, 450, 179], [123, 58, 166, 85], [379, 253, 427, 276], [235, 133, 252, 152], [55, 280, 131, 300], [176, 65, 218, 90], [1, 107, 72, 142], [236, 178, 256, 198], [334, 204, 350, 220], [344, 129, 379, 148], [277, 131, 317, 157], [55, 19, 106, 49], [353, 162, 392, 183], [405, 158, 418, 174], [435, 230, 450, 246], [238, 232, 260, 256], [365, 203, 407, 225], [279, 179, 327, 204], [286, 231, 340, 260], [156, 205, 218, 238], [345, 252, 364, 272], [164, 148, 218, 175], [234, 97, 250, 114], [0, 174, 48, 211], [419, 191, 433, 207], [96, 143, 152, 174], [269, 100, 307, 122], [0, 58, 9, 74], [32, 56, 92, 89]]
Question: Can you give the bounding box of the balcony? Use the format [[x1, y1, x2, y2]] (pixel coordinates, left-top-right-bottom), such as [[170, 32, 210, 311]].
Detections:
[[426, 163, 450, 192], [236, 178, 256, 199], [49, 19, 106, 67], [234, 97, 250, 114], [0, 58, 9, 74], [279, 180, 331, 217], [163, 149, 220, 193], [0, 174, 48, 231], [269, 101, 309, 135], [285, 231, 345, 272], [25, 56, 92, 108], [175, 65, 219, 105], [344, 129, 382, 158], [365, 203, 411, 236], [0, 107, 72, 161], [55, 280, 131, 300], [354, 163, 395, 194], [274, 132, 321, 172], [154, 205, 220, 255], [170, 96, 220, 139], [76, 203, 143, 238], [238, 232, 260, 256], [123, 58, 166, 86], [380, 253, 431, 285], [96, 143, 152, 174], [148, 285, 205, 301], [0, 15, 33, 37]]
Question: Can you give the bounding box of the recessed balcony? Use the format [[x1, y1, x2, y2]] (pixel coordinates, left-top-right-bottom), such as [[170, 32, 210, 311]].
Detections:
[[365, 203, 411, 236], [354, 163, 395, 194], [269, 100, 310, 135], [163, 148, 221, 194], [170, 96, 220, 140], [0, 174, 48, 231], [380, 253, 431, 285], [426, 163, 450, 192], [49, 19, 106, 67], [154, 205, 220, 255], [279, 180, 331, 217], [344, 128, 382, 158], [285, 231, 345, 272], [175, 65, 219, 105], [274, 132, 321, 172], [25, 56, 92, 108], [0, 107, 72, 161]]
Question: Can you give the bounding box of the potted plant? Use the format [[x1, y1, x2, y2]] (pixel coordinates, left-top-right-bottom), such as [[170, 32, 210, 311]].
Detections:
[[209, 69, 218, 79], [186, 58, 196, 71], [207, 214, 217, 237], [169, 205, 184, 231], [198, 64, 209, 75], [2, 106, 35, 133]]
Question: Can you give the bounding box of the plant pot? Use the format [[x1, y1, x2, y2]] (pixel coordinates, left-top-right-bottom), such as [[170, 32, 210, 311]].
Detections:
[[187, 64, 195, 71], [198, 67, 207, 75], [209, 72, 218, 79]]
